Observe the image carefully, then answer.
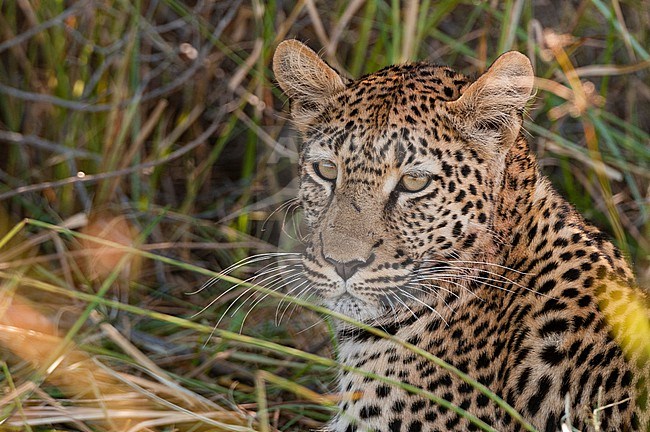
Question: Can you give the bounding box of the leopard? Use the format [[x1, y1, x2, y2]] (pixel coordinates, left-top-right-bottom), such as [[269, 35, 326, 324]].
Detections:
[[271, 39, 650, 432]]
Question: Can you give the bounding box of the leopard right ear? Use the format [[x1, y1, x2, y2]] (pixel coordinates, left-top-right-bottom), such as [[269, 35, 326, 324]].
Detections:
[[273, 40, 346, 125], [446, 51, 534, 148]]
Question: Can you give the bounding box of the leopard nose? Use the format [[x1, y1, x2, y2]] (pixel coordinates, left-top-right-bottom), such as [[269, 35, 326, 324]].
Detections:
[[325, 254, 375, 281]]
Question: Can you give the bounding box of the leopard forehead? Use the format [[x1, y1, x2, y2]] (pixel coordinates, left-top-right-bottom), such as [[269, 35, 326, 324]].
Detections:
[[341, 62, 470, 110], [305, 62, 470, 137], [300, 63, 478, 179]]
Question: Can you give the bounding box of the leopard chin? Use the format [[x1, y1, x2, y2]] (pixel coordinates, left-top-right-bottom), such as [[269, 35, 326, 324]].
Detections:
[[322, 292, 385, 323]]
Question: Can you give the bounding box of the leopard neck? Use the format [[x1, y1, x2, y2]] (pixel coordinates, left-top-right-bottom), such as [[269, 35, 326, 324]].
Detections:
[[491, 134, 540, 256]]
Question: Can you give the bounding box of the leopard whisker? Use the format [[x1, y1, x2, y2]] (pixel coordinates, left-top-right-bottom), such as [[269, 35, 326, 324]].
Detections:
[[296, 315, 326, 335], [453, 274, 550, 297], [294, 208, 308, 243], [418, 273, 518, 297], [397, 288, 448, 327], [212, 267, 303, 327], [407, 280, 460, 300], [189, 252, 302, 295], [233, 271, 305, 323], [404, 283, 457, 314], [217, 252, 301, 277], [467, 220, 510, 247], [191, 264, 299, 319], [416, 261, 532, 291], [238, 274, 306, 333], [275, 279, 311, 325], [203, 322, 221, 350], [391, 291, 421, 323], [262, 197, 299, 232], [200, 253, 300, 344], [371, 294, 395, 330], [414, 268, 550, 298], [281, 283, 316, 325], [414, 275, 484, 301], [414, 267, 517, 288], [423, 258, 529, 275], [381, 292, 399, 322], [371, 293, 401, 334], [280, 200, 303, 242]]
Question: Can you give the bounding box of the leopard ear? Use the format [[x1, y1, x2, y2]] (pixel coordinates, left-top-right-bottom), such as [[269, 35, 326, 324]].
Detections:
[[446, 51, 534, 145], [273, 40, 346, 125]]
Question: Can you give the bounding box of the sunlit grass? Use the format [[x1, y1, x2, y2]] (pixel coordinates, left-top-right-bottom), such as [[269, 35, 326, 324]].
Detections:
[[1, 218, 539, 431]]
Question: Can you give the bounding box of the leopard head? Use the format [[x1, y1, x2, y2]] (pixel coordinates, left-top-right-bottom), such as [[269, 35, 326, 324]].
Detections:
[[273, 40, 534, 322]]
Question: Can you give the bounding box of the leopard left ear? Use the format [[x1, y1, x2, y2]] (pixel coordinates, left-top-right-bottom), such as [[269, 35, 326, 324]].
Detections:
[[273, 40, 346, 126], [446, 51, 534, 145]]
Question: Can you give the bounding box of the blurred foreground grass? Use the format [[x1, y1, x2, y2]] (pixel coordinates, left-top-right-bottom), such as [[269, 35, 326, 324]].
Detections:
[[0, 1, 648, 430]]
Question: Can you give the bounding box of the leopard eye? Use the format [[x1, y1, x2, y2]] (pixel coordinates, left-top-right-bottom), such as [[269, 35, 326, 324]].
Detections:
[[399, 174, 431, 193], [313, 160, 338, 182]]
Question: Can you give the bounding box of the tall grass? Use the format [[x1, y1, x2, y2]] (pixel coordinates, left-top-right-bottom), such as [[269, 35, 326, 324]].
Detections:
[[0, 1, 648, 430]]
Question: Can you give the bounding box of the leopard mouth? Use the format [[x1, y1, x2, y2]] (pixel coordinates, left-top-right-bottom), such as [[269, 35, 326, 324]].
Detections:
[[326, 292, 366, 308], [322, 292, 382, 321]]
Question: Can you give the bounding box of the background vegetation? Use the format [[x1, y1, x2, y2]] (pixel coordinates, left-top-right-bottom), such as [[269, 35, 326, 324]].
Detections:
[[0, 0, 648, 430]]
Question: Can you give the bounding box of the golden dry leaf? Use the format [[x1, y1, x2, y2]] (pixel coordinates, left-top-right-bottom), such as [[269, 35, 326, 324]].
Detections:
[[80, 213, 140, 280]]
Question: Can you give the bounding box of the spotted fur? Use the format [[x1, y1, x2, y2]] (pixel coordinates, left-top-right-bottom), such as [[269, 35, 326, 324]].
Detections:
[[273, 40, 650, 432]]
